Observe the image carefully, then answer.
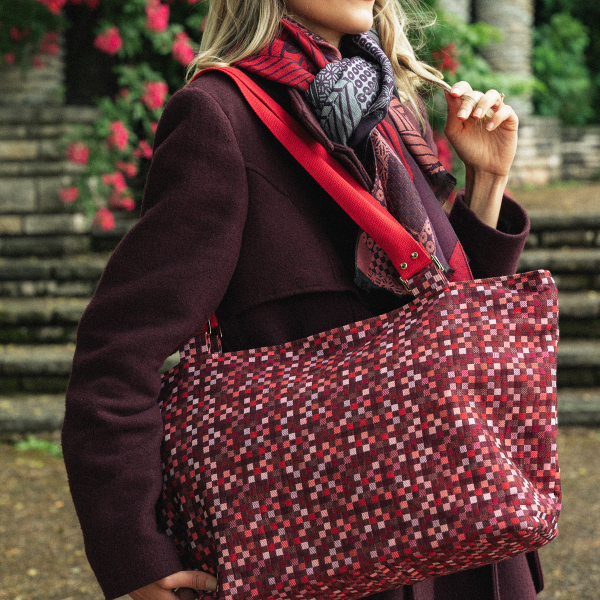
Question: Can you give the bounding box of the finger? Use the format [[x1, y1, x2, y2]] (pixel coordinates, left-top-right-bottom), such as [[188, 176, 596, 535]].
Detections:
[[471, 89, 504, 120], [484, 103, 519, 132], [456, 91, 484, 120], [128, 584, 179, 600], [448, 81, 473, 97], [160, 571, 218, 594]]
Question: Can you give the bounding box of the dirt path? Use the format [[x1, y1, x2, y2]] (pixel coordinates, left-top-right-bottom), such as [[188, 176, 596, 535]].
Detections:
[[1, 428, 598, 600]]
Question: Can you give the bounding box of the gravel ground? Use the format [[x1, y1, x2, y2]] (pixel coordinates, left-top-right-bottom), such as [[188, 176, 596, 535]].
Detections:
[[0, 427, 598, 600]]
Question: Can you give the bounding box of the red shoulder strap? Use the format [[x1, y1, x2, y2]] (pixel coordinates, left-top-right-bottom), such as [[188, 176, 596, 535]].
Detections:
[[195, 67, 433, 281]]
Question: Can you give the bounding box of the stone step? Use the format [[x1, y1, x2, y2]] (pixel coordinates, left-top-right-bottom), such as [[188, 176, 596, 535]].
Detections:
[[2, 389, 600, 435], [556, 389, 600, 426], [0, 105, 98, 127], [558, 291, 600, 338], [526, 211, 600, 250], [0, 234, 92, 257], [0, 254, 109, 297], [528, 211, 600, 232], [518, 248, 600, 290], [0, 340, 598, 395], [0, 297, 89, 343], [0, 161, 82, 178], [0, 344, 75, 394], [0, 394, 65, 434]]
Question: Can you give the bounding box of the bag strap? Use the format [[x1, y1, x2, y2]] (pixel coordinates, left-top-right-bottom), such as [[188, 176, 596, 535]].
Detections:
[[195, 67, 435, 286]]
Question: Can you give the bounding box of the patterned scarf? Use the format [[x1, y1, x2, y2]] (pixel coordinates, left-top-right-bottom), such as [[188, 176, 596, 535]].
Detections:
[[237, 19, 471, 296]]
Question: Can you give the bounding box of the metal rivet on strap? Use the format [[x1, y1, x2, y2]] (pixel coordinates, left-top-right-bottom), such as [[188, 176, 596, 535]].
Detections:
[[400, 262, 407, 270], [411, 252, 419, 259]]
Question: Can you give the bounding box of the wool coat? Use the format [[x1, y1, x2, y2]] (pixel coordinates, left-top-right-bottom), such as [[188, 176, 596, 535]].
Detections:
[[62, 71, 540, 600]]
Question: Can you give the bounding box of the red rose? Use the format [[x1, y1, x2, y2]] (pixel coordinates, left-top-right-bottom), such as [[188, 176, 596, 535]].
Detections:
[[116, 160, 138, 179], [59, 187, 79, 203], [35, 0, 67, 15], [67, 142, 90, 165], [94, 26, 123, 55], [146, 0, 170, 33], [107, 121, 129, 152], [93, 207, 116, 231], [133, 140, 153, 160], [172, 32, 195, 66], [141, 81, 169, 111]]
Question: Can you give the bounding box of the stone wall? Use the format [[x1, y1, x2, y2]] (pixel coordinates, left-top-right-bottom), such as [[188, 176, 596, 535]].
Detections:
[[562, 127, 600, 182], [509, 117, 600, 187], [0, 105, 98, 257], [509, 116, 562, 187]]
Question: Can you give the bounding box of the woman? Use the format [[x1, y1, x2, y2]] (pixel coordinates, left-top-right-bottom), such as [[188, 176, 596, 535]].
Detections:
[[62, 1, 542, 599]]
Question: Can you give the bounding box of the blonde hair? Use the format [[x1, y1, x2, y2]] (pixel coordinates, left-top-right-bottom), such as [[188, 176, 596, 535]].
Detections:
[[188, 0, 444, 124]]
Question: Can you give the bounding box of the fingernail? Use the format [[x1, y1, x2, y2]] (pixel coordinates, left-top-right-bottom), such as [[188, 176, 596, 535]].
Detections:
[[486, 121, 495, 131], [206, 577, 218, 591], [458, 109, 467, 119], [451, 87, 460, 95], [473, 108, 483, 119]]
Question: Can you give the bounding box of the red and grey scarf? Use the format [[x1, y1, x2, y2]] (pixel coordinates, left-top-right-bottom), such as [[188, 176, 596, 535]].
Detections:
[[237, 19, 472, 296]]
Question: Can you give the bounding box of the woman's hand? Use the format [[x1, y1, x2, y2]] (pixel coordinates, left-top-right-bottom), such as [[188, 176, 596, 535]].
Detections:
[[129, 570, 218, 600], [443, 82, 519, 228]]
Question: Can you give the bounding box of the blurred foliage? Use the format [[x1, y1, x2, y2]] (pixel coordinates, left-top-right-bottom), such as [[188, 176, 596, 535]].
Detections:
[[0, 0, 66, 69], [533, 12, 593, 125], [15, 434, 63, 457], [534, 0, 600, 124]]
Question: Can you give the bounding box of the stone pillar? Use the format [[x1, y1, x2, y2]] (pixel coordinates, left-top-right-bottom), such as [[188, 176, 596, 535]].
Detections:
[[474, 0, 534, 115], [436, 0, 471, 22]]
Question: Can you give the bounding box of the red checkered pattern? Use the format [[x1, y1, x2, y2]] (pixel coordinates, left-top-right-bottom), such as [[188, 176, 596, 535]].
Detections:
[[158, 266, 560, 600]]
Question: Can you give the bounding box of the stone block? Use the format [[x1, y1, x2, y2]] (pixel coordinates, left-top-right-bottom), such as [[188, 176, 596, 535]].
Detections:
[[37, 176, 73, 212], [0, 125, 27, 140], [23, 214, 90, 236], [0, 107, 35, 124], [0, 178, 36, 213], [541, 230, 597, 248], [0, 235, 91, 257], [552, 274, 593, 291], [0, 395, 66, 434], [0, 140, 38, 161], [0, 216, 22, 235], [21, 377, 69, 394], [0, 343, 74, 376], [38, 140, 63, 161], [63, 106, 100, 124], [0, 258, 53, 281], [54, 256, 109, 280], [34, 124, 65, 138], [524, 232, 539, 249]]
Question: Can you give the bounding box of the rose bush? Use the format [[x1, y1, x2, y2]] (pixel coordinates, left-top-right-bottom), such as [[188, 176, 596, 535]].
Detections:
[[2, 0, 207, 229]]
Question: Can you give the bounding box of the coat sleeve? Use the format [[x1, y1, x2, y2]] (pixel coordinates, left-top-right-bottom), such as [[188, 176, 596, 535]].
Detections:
[[449, 192, 530, 278], [62, 84, 249, 600]]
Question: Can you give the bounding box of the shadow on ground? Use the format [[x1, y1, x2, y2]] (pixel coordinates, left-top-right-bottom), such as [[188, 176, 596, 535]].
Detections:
[[0, 428, 598, 600]]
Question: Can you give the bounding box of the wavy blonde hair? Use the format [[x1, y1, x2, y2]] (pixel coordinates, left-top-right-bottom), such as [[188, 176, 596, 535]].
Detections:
[[188, 0, 444, 124]]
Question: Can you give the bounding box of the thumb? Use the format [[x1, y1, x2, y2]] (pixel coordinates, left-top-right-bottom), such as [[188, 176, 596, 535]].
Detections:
[[161, 570, 218, 593], [444, 90, 463, 130]]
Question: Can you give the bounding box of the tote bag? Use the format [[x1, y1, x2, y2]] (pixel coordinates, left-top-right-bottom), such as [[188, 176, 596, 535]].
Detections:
[[158, 68, 561, 600]]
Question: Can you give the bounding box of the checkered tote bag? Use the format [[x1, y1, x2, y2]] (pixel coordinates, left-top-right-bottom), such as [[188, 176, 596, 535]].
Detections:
[[157, 69, 561, 600]]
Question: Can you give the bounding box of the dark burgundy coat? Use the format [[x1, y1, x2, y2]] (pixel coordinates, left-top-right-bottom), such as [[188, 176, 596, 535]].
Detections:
[[62, 71, 538, 600]]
